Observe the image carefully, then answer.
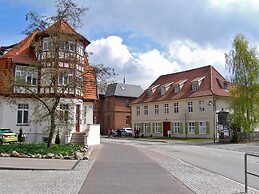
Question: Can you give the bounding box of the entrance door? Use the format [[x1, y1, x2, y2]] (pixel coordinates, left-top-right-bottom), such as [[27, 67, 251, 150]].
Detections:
[[163, 122, 171, 137], [76, 105, 81, 132]]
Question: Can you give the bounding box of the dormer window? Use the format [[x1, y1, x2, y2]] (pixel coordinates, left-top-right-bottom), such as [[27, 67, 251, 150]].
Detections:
[[174, 85, 180, 94], [148, 84, 159, 97], [192, 82, 199, 91], [160, 81, 173, 95], [173, 79, 187, 94], [191, 76, 205, 92], [223, 81, 228, 91]]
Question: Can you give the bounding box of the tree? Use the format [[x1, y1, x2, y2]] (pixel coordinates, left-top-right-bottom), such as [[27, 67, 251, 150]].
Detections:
[[92, 64, 117, 94], [225, 34, 259, 132], [20, 0, 89, 148]]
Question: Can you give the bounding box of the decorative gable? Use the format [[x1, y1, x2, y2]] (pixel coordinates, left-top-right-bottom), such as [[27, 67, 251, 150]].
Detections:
[[160, 81, 173, 95], [191, 76, 205, 91], [148, 84, 159, 97], [173, 79, 187, 94]]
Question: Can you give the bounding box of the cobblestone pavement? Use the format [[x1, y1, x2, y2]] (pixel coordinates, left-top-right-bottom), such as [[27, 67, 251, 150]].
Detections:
[[0, 145, 101, 194]]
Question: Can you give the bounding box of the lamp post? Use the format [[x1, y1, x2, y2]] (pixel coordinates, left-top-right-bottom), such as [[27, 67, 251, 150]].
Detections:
[[208, 100, 216, 143]]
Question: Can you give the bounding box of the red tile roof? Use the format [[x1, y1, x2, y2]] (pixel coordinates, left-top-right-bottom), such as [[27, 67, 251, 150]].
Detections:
[[131, 65, 230, 104], [4, 29, 40, 64]]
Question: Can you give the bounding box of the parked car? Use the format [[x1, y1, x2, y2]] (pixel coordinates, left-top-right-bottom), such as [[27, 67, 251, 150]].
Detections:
[[0, 128, 18, 144], [112, 128, 132, 137], [123, 128, 132, 136]]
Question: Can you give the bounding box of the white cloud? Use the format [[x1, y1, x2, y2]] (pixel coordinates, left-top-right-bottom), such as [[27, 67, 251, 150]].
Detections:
[[87, 36, 132, 68], [168, 39, 226, 72], [86, 36, 180, 88], [136, 49, 180, 78]]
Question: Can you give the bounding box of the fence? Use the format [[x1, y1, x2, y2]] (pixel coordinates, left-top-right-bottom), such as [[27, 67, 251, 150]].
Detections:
[[238, 131, 259, 142], [244, 153, 259, 193]]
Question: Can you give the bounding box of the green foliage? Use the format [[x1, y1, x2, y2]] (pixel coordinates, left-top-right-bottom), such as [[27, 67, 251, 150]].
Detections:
[[0, 143, 83, 155], [225, 34, 259, 132]]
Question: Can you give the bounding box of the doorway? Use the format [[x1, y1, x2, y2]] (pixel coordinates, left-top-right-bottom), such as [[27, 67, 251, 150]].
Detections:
[[163, 122, 171, 137], [76, 105, 81, 132]]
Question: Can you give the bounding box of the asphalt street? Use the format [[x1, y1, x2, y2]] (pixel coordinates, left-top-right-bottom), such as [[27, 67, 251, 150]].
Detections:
[[103, 138, 259, 191], [79, 142, 193, 194]]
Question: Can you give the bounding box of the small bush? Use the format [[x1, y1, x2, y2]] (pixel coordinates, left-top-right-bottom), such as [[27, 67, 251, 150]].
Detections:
[[0, 143, 83, 155]]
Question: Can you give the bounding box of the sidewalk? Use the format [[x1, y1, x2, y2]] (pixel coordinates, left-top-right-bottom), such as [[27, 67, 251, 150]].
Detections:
[[0, 157, 78, 170]]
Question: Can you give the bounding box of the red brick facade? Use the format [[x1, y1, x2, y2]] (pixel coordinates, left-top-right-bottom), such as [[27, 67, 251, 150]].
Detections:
[[94, 95, 136, 135]]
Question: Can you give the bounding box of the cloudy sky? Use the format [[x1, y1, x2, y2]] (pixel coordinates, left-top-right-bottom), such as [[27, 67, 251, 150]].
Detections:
[[1, 0, 259, 89]]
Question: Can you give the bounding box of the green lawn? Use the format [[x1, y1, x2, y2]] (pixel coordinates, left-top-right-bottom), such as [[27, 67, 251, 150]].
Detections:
[[0, 143, 83, 155]]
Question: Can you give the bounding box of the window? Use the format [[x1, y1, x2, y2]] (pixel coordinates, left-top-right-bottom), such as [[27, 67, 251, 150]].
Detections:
[[136, 106, 140, 115], [223, 82, 228, 90], [155, 104, 159, 115], [43, 38, 49, 51], [58, 73, 73, 86], [192, 82, 199, 91], [199, 122, 206, 134], [143, 123, 149, 133], [61, 41, 75, 52], [174, 122, 180, 134], [174, 102, 179, 113], [60, 103, 69, 122], [15, 66, 37, 85], [17, 104, 29, 124], [154, 123, 161, 133], [188, 101, 193, 113], [164, 103, 169, 114], [144, 106, 148, 115], [188, 122, 195, 134], [199, 100, 205, 112], [77, 43, 84, 56], [174, 85, 180, 93]]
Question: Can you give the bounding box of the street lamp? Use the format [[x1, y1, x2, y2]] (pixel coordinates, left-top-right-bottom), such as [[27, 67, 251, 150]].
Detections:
[[208, 100, 216, 143]]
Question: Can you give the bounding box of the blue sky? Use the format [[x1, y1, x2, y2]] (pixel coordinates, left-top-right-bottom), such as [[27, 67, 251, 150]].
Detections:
[[1, 0, 259, 89]]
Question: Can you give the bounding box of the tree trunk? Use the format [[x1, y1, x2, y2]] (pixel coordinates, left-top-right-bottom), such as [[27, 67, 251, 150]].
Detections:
[[47, 112, 56, 148]]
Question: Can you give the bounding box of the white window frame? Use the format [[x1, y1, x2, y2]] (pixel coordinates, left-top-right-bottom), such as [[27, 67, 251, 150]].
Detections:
[[15, 66, 37, 85], [43, 37, 50, 51], [174, 102, 179, 113], [143, 123, 149, 133], [199, 122, 206, 134], [60, 103, 70, 123], [144, 106, 148, 115], [174, 122, 180, 134], [192, 82, 199, 91], [58, 73, 73, 86], [154, 104, 159, 115], [17, 103, 29, 124], [188, 122, 195, 134], [188, 101, 193, 113], [154, 123, 161, 133], [199, 100, 205, 112], [136, 106, 140, 116], [164, 103, 169, 114]]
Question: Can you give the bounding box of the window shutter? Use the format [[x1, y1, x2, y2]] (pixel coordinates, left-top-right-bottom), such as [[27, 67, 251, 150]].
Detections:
[[206, 121, 210, 134], [152, 123, 155, 133], [141, 123, 144, 133], [180, 123, 183, 134], [171, 122, 174, 134], [195, 122, 199, 134], [159, 122, 163, 133], [148, 123, 151, 133]]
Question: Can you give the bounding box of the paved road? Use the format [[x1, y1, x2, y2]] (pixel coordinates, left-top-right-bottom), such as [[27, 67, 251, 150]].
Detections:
[[79, 143, 193, 194], [103, 138, 259, 191]]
